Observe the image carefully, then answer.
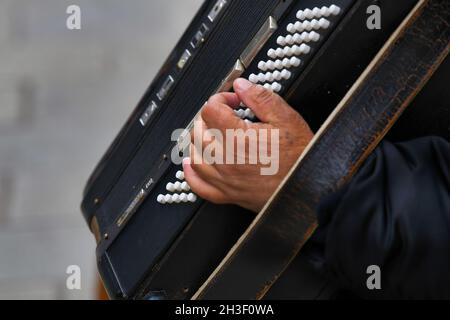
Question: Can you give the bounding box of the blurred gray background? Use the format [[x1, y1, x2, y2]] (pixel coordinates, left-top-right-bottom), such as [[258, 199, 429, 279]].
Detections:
[[0, 0, 202, 299]]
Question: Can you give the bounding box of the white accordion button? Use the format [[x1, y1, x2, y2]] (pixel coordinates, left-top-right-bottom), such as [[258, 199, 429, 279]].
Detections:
[[280, 46, 291, 57], [277, 35, 287, 46], [244, 108, 255, 119], [312, 7, 322, 18], [264, 72, 275, 82], [166, 182, 176, 192], [307, 31, 320, 42], [263, 83, 272, 91], [235, 109, 245, 118], [274, 59, 283, 70], [157, 194, 166, 204], [181, 181, 191, 192], [258, 61, 268, 71], [172, 194, 181, 203], [282, 58, 292, 68], [319, 18, 331, 29], [272, 59, 283, 70], [294, 45, 303, 56], [296, 33, 305, 43], [285, 35, 295, 45], [281, 69, 291, 80], [294, 21, 304, 33], [266, 60, 276, 70], [300, 44, 311, 54], [173, 181, 182, 192], [275, 48, 284, 57], [271, 82, 282, 92], [287, 23, 296, 33], [310, 20, 320, 30], [187, 193, 197, 203], [257, 73, 266, 82], [304, 9, 315, 20], [297, 9, 315, 20], [175, 170, 185, 180], [267, 48, 277, 59], [178, 193, 187, 203], [293, 45, 303, 56], [320, 6, 330, 17], [302, 21, 313, 32], [290, 56, 301, 67], [272, 70, 282, 81], [164, 194, 173, 204], [329, 5, 341, 16], [249, 73, 259, 83], [296, 10, 306, 20], [281, 56, 301, 68]]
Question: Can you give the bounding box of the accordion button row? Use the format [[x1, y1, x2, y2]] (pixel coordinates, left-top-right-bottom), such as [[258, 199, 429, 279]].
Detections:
[[235, 108, 255, 119], [157, 193, 197, 204], [249, 69, 292, 84], [258, 57, 301, 72], [175, 170, 185, 180], [166, 181, 191, 193], [264, 82, 282, 93], [286, 18, 330, 34], [267, 43, 311, 59], [276, 31, 320, 46], [157, 170, 198, 205], [296, 5, 341, 21]]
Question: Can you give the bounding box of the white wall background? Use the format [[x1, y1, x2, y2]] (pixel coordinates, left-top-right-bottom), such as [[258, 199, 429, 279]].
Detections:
[[0, 0, 203, 299]]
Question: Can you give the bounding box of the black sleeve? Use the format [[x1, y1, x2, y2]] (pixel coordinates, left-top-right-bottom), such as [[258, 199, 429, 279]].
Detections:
[[311, 136, 450, 299]]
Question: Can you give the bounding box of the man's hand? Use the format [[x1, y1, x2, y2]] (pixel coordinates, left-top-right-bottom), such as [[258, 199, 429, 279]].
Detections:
[[183, 78, 313, 213]]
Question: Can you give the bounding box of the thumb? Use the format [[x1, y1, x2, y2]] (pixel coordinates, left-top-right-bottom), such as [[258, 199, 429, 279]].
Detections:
[[233, 78, 291, 124]]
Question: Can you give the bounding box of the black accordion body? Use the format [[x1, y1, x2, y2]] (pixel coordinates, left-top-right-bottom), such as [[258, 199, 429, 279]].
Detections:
[[81, 0, 449, 299]]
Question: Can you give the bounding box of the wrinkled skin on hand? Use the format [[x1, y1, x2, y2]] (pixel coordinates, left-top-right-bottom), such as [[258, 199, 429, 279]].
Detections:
[[183, 78, 314, 213]]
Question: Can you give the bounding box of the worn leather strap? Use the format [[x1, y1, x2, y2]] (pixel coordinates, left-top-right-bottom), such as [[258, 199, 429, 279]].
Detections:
[[194, 0, 450, 299]]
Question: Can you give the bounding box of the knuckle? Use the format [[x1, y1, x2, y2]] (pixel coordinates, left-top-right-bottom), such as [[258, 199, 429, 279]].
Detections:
[[208, 94, 221, 104]]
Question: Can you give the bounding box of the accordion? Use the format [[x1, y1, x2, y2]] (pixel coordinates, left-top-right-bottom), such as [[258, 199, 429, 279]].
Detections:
[[81, 0, 449, 299]]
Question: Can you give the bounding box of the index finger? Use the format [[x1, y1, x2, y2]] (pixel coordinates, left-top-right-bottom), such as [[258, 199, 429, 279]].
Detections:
[[208, 92, 241, 109], [201, 94, 246, 132]]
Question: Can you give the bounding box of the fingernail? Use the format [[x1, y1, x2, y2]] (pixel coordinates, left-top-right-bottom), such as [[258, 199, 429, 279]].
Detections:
[[234, 78, 253, 92], [183, 157, 191, 166]]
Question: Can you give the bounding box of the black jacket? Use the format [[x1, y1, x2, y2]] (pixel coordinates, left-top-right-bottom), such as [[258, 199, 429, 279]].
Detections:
[[311, 136, 450, 299]]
